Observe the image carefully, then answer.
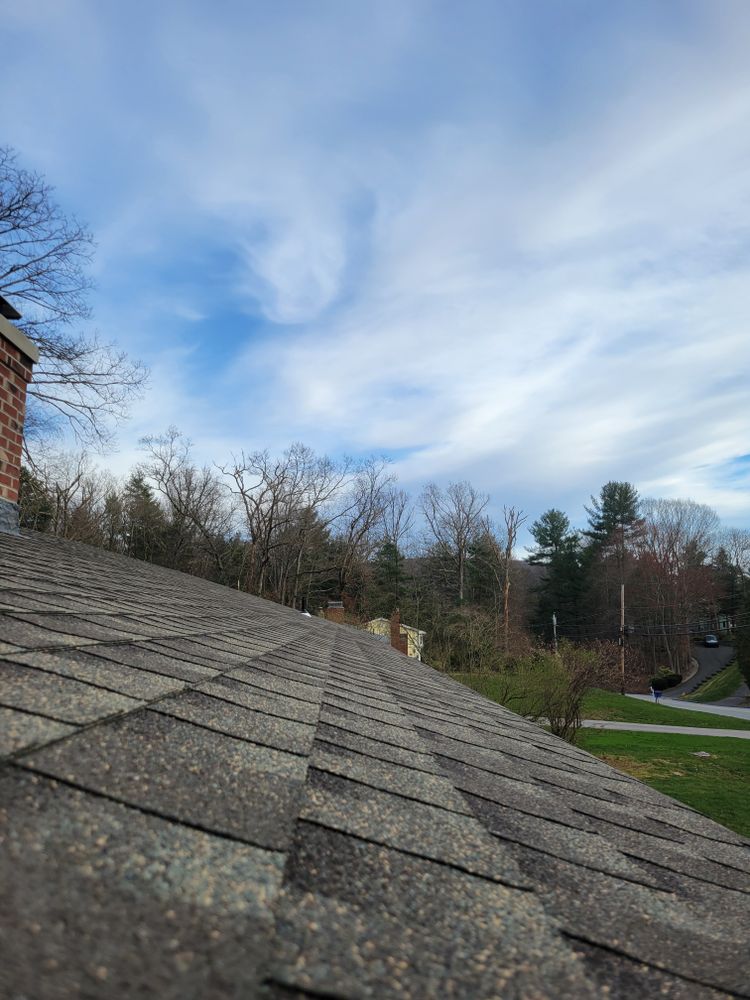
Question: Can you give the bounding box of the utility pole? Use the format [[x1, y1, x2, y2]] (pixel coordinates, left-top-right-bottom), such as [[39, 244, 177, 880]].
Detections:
[[552, 612, 558, 655], [619, 583, 626, 695]]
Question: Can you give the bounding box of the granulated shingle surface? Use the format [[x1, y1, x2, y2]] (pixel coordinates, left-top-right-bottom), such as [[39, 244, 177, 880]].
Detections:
[[1, 529, 748, 999]]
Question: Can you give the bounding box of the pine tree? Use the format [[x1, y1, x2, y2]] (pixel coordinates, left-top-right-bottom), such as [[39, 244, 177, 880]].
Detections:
[[584, 481, 641, 554]]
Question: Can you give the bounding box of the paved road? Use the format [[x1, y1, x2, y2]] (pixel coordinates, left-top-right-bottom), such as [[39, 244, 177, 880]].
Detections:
[[582, 720, 750, 738], [626, 694, 750, 721], [717, 682, 750, 708], [661, 644, 735, 698]]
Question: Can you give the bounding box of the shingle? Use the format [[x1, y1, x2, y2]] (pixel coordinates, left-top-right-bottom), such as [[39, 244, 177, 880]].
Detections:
[[196, 676, 319, 724], [2, 527, 750, 999], [88, 642, 219, 682], [315, 723, 442, 773], [0, 660, 140, 723], [310, 742, 471, 813], [321, 693, 410, 727], [506, 847, 750, 996], [461, 791, 665, 886], [228, 666, 323, 704], [300, 768, 529, 887], [319, 707, 426, 750], [0, 706, 76, 756], [270, 882, 598, 1000], [151, 691, 316, 755], [6, 648, 186, 700], [0, 613, 97, 650], [6, 611, 146, 642], [654, 799, 750, 847], [0, 769, 283, 1000], [571, 940, 728, 1000], [148, 637, 239, 668], [243, 655, 329, 685], [24, 710, 306, 850], [445, 760, 601, 830], [565, 795, 702, 845]]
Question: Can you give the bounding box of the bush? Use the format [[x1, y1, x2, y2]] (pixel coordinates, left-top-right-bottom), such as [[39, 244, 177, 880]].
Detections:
[[510, 642, 599, 743], [650, 672, 682, 691]]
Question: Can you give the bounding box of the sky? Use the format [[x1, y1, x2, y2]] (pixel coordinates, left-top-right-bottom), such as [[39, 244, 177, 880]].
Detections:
[[4, 0, 750, 536]]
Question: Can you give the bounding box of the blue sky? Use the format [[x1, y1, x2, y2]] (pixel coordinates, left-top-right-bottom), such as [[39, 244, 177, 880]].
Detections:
[[4, 0, 750, 532]]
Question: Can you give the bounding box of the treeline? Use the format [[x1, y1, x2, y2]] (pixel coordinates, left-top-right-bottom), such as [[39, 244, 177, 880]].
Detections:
[[18, 431, 750, 676]]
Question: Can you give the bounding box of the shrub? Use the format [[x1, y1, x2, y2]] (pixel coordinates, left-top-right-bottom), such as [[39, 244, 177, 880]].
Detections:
[[511, 642, 598, 743], [650, 672, 682, 691]]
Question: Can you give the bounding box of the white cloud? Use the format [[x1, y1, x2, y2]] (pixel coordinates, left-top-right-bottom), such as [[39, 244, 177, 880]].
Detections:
[[4, 2, 750, 528]]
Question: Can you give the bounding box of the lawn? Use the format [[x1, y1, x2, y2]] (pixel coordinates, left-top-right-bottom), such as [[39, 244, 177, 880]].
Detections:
[[451, 674, 750, 731], [581, 687, 750, 730], [685, 661, 745, 704], [577, 729, 750, 838]]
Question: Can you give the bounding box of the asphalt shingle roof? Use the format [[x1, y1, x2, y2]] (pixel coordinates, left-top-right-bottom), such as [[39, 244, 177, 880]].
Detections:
[[1, 529, 749, 999]]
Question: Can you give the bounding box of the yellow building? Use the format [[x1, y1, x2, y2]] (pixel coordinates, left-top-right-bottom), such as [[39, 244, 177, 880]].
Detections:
[[367, 613, 426, 660]]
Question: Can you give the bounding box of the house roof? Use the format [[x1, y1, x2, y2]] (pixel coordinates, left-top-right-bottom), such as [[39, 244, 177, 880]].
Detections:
[[1, 529, 749, 999]]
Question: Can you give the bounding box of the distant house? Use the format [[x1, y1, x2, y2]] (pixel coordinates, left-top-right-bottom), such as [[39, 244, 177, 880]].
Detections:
[[368, 610, 426, 660]]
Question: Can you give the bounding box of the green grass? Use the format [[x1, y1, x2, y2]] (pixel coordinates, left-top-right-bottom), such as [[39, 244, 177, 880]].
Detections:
[[451, 674, 750, 730], [577, 730, 750, 838], [685, 660, 745, 704], [581, 687, 750, 730], [451, 672, 531, 712]]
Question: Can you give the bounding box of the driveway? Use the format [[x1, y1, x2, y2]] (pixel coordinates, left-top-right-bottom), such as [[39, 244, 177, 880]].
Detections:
[[717, 682, 750, 708], [661, 643, 735, 698]]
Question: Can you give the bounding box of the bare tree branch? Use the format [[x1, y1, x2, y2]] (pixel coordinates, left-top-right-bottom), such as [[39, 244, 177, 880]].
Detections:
[[0, 146, 147, 444]]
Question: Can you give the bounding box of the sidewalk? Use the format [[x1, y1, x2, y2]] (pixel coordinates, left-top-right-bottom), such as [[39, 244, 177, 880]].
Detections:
[[582, 720, 750, 739], [626, 694, 750, 721]]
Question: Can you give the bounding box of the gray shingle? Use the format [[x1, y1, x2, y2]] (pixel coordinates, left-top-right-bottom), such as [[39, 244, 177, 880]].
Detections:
[[6, 648, 186, 700], [24, 710, 307, 849], [300, 767, 530, 887], [1, 527, 748, 1000], [0, 769, 283, 1000], [0, 705, 76, 755], [0, 659, 140, 723], [151, 691, 317, 755], [196, 675, 319, 724]]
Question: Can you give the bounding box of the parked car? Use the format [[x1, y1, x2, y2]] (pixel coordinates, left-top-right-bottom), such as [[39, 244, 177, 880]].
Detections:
[[704, 633, 719, 647]]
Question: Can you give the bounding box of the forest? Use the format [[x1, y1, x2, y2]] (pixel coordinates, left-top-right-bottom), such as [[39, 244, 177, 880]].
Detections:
[[17, 430, 750, 687]]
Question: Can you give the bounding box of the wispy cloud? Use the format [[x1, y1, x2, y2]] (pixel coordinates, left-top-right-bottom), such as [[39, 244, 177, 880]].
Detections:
[[4, 0, 750, 528]]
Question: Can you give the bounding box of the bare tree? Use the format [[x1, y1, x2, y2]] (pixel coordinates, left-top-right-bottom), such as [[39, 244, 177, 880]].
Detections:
[[381, 487, 414, 550], [501, 505, 527, 654], [720, 527, 750, 580], [140, 428, 233, 578], [0, 146, 147, 444], [632, 498, 721, 672], [472, 508, 527, 653], [22, 445, 117, 542], [329, 457, 395, 598], [420, 481, 488, 603], [222, 442, 350, 601]]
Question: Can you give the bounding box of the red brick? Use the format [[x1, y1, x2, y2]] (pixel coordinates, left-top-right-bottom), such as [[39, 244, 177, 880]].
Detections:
[[0, 330, 35, 505]]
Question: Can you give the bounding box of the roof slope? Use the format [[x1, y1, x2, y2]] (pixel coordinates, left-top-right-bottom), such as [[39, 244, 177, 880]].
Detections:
[[0, 530, 748, 999]]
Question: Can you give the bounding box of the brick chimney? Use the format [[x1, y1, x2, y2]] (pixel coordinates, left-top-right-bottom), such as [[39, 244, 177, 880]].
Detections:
[[0, 296, 39, 534], [390, 608, 408, 655], [325, 601, 345, 624]]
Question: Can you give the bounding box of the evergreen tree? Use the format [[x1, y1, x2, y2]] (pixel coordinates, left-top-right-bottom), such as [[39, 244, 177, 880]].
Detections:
[[527, 509, 572, 563], [713, 546, 745, 619], [584, 481, 641, 553], [367, 540, 404, 617], [17, 466, 53, 531], [527, 510, 587, 640], [122, 472, 166, 562]]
